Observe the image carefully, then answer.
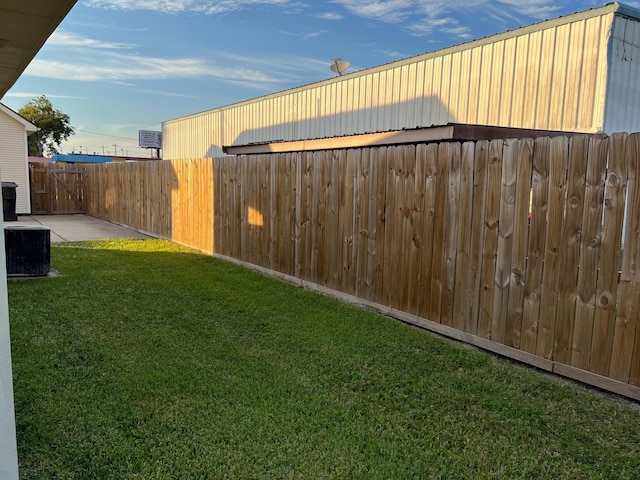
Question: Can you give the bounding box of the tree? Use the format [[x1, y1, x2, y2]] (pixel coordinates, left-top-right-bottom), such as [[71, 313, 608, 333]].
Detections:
[[18, 95, 74, 156]]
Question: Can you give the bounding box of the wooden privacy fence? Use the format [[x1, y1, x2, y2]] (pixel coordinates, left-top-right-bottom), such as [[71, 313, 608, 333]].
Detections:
[[29, 163, 87, 214], [85, 160, 214, 253], [80, 134, 640, 399]]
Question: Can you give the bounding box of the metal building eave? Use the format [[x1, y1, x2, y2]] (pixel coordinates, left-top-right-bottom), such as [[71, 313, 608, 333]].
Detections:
[[222, 124, 579, 155], [614, 1, 640, 20]]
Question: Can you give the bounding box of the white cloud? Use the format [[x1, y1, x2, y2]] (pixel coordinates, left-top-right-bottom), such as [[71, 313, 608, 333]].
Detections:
[[48, 31, 134, 49], [278, 28, 327, 41], [24, 54, 282, 85], [2, 92, 87, 100], [407, 17, 458, 35], [442, 25, 473, 39], [317, 11, 344, 20], [84, 0, 585, 42], [42, 0, 592, 91], [333, 0, 581, 39], [214, 51, 331, 79], [85, 0, 296, 15], [496, 0, 563, 20], [21, 35, 332, 91], [374, 48, 410, 59], [331, 0, 415, 23], [405, 15, 471, 40], [134, 89, 195, 98]]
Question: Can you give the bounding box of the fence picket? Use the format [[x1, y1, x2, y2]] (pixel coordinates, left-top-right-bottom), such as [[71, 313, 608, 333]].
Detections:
[[590, 134, 626, 375], [429, 143, 451, 323], [521, 137, 550, 353], [477, 140, 503, 339], [506, 138, 533, 348], [373, 147, 387, 305], [407, 145, 425, 316], [442, 144, 461, 327], [571, 135, 608, 370], [536, 136, 569, 359], [453, 142, 475, 331], [417, 144, 439, 321], [491, 139, 518, 344], [553, 136, 588, 364], [383, 146, 400, 308], [467, 141, 489, 335], [341, 149, 357, 295]]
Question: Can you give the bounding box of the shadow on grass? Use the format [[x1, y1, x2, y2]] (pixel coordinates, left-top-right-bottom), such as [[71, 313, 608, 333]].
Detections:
[[8, 239, 640, 479]]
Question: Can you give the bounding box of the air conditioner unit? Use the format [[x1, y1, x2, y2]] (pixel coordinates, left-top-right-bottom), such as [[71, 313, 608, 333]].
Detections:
[[5, 226, 50, 276]]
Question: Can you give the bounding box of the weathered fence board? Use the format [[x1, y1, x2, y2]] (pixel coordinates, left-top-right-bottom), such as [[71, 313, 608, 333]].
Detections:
[[478, 140, 502, 339], [443, 144, 461, 327], [553, 136, 587, 364], [430, 143, 450, 323], [572, 136, 608, 370], [536, 136, 568, 359], [467, 140, 489, 335], [521, 137, 549, 353], [417, 143, 438, 322], [590, 134, 626, 376], [452, 142, 474, 331], [507, 138, 533, 349], [492, 139, 518, 345]]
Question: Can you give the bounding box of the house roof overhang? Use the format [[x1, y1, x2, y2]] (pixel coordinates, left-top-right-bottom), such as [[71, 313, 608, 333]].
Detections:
[[0, 102, 38, 132], [0, 0, 77, 99], [222, 123, 584, 155]]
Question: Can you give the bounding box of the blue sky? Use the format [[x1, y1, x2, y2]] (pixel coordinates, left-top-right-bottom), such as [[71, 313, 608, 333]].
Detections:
[[1, 0, 630, 157]]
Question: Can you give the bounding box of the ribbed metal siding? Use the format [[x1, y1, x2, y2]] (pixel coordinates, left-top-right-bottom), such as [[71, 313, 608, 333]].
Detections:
[[604, 15, 640, 133], [164, 10, 618, 159]]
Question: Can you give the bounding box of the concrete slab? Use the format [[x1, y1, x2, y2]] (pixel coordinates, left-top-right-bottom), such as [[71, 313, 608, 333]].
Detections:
[[9, 215, 151, 242]]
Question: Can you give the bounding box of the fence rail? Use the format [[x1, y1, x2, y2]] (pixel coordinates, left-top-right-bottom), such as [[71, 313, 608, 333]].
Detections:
[[57, 134, 640, 399]]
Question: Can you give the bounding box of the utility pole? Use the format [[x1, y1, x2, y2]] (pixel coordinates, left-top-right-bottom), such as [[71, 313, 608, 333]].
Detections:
[[112, 144, 117, 155]]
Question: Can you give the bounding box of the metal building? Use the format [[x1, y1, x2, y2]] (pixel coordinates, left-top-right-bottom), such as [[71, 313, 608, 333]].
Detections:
[[162, 2, 640, 159]]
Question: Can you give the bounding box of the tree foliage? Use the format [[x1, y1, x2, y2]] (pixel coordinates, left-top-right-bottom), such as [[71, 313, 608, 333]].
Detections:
[[18, 95, 74, 156]]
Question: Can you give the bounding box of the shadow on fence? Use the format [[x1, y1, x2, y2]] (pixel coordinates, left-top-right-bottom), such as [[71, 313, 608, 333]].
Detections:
[[43, 134, 640, 400]]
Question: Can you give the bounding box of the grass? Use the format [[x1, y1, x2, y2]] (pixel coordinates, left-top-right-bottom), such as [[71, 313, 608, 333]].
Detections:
[[8, 239, 640, 479]]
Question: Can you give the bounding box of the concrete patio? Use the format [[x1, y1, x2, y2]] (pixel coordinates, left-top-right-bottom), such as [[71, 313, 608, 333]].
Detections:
[[8, 215, 151, 242]]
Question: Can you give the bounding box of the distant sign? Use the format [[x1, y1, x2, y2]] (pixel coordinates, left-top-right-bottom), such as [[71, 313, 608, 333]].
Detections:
[[138, 130, 162, 148]]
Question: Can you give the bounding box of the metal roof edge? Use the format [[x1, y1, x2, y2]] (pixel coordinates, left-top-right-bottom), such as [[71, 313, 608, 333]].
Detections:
[[614, 1, 640, 19], [163, 3, 627, 126], [222, 123, 584, 155]]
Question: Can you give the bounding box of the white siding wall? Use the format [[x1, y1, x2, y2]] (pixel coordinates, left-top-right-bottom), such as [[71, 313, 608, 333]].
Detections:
[[164, 9, 619, 159], [604, 15, 640, 133], [0, 111, 31, 214]]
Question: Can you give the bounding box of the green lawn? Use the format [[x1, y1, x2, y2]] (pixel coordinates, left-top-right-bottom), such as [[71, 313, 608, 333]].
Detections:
[[8, 239, 640, 479]]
